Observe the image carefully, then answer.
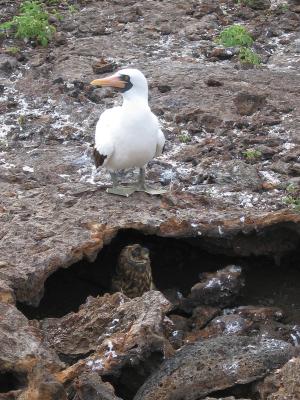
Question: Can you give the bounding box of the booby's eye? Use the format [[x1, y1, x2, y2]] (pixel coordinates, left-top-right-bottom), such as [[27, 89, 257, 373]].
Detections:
[[120, 74, 130, 82], [118, 74, 133, 93]]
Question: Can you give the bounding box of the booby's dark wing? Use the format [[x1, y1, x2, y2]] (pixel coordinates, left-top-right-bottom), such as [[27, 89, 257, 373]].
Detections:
[[93, 147, 107, 168]]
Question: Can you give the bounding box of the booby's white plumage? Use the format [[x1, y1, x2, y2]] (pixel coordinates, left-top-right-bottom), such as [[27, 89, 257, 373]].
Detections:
[[92, 68, 165, 172]]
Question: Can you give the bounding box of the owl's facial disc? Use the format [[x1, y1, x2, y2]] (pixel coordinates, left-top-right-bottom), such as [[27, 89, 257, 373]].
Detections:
[[131, 246, 141, 258], [131, 245, 149, 263]]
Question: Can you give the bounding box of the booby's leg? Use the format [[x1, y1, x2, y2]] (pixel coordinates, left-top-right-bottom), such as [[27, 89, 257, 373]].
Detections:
[[106, 171, 136, 197], [110, 171, 118, 187], [135, 167, 168, 195], [138, 167, 146, 190]]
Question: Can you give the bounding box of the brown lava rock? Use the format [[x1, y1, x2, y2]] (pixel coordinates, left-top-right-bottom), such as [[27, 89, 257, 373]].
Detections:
[[41, 291, 173, 396], [19, 364, 67, 400], [204, 398, 251, 400], [0, 302, 61, 373], [231, 306, 284, 322], [134, 336, 295, 400], [188, 265, 244, 308], [72, 371, 122, 400], [189, 314, 253, 341], [200, 160, 262, 191], [234, 92, 267, 116], [41, 290, 172, 359], [91, 58, 117, 75], [257, 357, 300, 399]]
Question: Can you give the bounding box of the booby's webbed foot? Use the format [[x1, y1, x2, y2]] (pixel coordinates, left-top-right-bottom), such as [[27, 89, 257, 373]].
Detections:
[[105, 168, 167, 196], [106, 184, 167, 196], [136, 185, 168, 195], [106, 186, 136, 197]]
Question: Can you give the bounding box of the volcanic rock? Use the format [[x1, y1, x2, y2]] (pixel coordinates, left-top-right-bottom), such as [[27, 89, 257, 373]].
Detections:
[[0, 302, 61, 372], [71, 371, 122, 400], [234, 92, 267, 116], [41, 291, 173, 397], [0, 55, 17, 74], [134, 336, 295, 400], [257, 356, 300, 399], [188, 265, 244, 308]]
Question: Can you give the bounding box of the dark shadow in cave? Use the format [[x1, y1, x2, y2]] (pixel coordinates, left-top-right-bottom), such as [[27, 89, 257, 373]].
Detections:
[[208, 381, 259, 400], [239, 248, 300, 324], [16, 228, 300, 323], [102, 351, 164, 400], [0, 371, 27, 393], [16, 229, 238, 319]]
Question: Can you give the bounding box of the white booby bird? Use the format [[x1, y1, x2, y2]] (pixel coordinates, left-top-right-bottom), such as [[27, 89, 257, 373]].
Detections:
[[90, 68, 166, 197]]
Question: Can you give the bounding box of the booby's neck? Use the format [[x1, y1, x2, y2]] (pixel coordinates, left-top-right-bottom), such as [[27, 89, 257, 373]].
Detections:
[[121, 87, 149, 108]]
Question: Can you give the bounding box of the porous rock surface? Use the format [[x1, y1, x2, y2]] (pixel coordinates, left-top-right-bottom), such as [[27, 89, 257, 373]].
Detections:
[[0, 0, 299, 307], [0, 0, 300, 398], [188, 265, 244, 307], [134, 336, 294, 400], [0, 302, 62, 372], [71, 372, 123, 400], [40, 290, 172, 373], [257, 356, 300, 400]]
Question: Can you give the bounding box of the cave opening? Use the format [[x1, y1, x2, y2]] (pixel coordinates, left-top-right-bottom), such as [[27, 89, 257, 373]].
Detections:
[[0, 371, 27, 393], [16, 228, 300, 323], [208, 381, 259, 400], [102, 351, 165, 400]]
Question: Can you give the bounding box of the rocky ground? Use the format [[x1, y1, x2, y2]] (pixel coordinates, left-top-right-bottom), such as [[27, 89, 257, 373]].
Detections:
[[0, 0, 300, 398]]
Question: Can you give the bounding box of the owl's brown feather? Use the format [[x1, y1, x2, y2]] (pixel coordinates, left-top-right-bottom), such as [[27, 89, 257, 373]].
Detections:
[[111, 244, 154, 298]]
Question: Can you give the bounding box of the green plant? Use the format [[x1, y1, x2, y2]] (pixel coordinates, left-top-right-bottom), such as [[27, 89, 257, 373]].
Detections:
[[286, 183, 297, 194], [216, 24, 261, 65], [0, 139, 8, 150], [68, 4, 79, 13], [217, 24, 254, 47], [283, 195, 300, 212], [283, 183, 300, 212], [51, 8, 63, 21], [0, 1, 56, 47], [17, 114, 26, 127], [239, 47, 261, 65], [235, 0, 259, 7], [4, 46, 21, 54], [178, 133, 192, 143], [43, 0, 67, 4], [243, 148, 262, 161], [235, 0, 252, 6], [275, 3, 289, 13]]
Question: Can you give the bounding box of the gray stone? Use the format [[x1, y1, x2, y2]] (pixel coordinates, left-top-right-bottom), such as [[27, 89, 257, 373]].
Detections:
[[134, 336, 295, 400], [188, 265, 244, 308], [234, 92, 266, 116], [0, 55, 17, 73], [257, 356, 300, 399], [204, 160, 262, 190]]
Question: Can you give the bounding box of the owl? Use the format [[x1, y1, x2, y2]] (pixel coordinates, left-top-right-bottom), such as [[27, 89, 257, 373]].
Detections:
[[111, 244, 155, 298]]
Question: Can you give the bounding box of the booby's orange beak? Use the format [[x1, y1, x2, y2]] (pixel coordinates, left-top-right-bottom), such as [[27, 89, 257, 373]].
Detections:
[[90, 74, 126, 89]]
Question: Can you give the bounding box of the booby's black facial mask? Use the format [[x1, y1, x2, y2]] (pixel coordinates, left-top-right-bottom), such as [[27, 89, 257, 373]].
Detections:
[[119, 74, 133, 93]]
